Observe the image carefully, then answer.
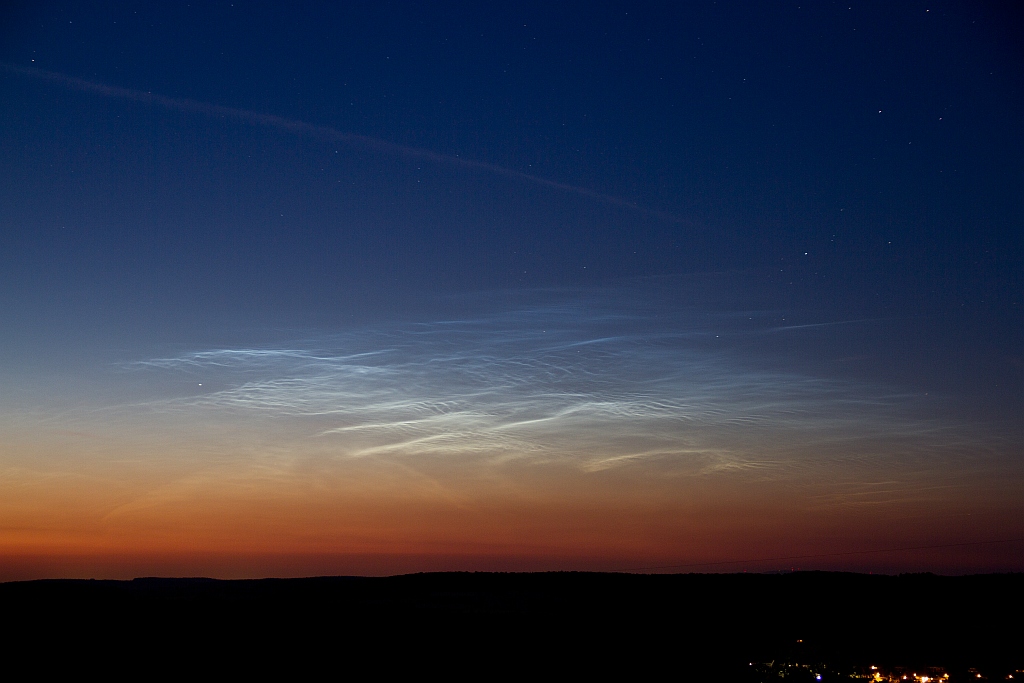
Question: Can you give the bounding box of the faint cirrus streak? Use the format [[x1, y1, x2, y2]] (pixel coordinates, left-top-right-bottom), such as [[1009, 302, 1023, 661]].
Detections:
[[0, 62, 690, 226]]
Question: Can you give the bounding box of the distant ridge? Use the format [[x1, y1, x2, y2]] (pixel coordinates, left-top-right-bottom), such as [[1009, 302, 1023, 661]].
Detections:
[[5, 571, 1020, 678]]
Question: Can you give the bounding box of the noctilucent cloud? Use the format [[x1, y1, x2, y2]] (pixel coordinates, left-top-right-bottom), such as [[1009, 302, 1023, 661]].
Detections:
[[0, 2, 1020, 579]]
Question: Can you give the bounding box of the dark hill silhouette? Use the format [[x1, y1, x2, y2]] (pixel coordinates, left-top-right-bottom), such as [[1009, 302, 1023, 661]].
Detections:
[[3, 571, 1020, 679]]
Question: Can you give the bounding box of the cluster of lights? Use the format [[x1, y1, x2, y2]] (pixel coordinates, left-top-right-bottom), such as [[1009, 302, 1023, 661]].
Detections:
[[748, 661, 1011, 681], [866, 666, 955, 682]]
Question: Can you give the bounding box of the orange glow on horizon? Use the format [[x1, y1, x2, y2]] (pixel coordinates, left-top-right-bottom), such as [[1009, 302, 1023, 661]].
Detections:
[[2, 442, 1020, 580]]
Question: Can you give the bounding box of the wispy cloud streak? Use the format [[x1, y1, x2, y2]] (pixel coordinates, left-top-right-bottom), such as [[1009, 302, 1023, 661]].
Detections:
[[115, 298, 968, 475], [1, 63, 685, 223]]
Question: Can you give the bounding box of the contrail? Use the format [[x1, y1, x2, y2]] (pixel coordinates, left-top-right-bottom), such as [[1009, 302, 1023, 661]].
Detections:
[[2, 62, 686, 223], [772, 318, 886, 332]]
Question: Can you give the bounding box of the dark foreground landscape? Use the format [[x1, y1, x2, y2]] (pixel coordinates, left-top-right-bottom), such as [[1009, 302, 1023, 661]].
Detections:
[[4, 571, 1020, 679]]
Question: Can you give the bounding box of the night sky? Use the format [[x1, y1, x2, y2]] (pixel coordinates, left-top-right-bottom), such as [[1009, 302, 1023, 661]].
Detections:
[[1, 1, 1021, 579]]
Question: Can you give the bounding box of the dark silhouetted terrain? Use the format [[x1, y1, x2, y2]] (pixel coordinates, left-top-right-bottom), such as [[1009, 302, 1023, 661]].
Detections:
[[3, 572, 1020, 678]]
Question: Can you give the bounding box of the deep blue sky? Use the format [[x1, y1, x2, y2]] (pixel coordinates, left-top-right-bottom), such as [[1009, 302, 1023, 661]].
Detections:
[[3, 1, 1021, 400], [0, 2, 1021, 576]]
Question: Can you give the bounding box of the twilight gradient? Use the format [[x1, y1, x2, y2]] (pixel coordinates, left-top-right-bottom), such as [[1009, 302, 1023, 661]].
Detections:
[[1, 285, 1019, 579], [1, 2, 1021, 579]]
